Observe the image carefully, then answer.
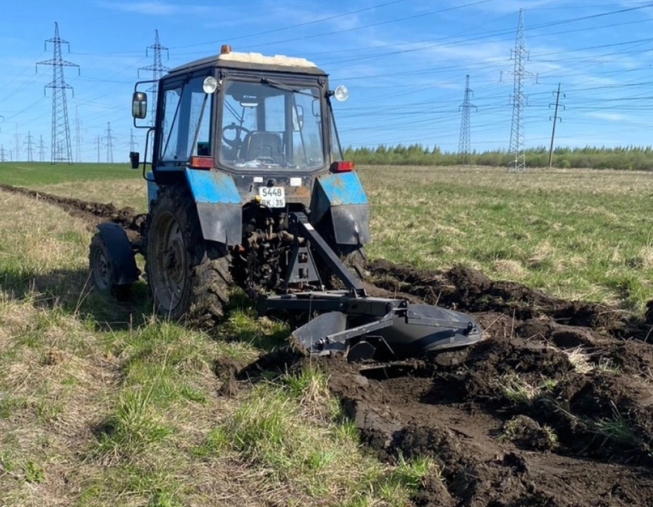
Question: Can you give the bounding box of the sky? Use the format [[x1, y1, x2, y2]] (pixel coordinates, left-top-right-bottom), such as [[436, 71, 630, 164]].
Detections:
[[1, 0, 653, 162]]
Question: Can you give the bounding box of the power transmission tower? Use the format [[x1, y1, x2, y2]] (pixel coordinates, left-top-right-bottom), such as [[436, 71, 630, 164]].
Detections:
[[13, 124, 20, 162], [548, 83, 565, 169], [129, 129, 138, 153], [503, 9, 536, 173], [458, 75, 477, 164], [75, 106, 82, 163], [38, 135, 47, 162], [37, 22, 80, 164], [0, 145, 6, 162], [96, 135, 103, 163], [24, 132, 35, 162], [139, 29, 169, 122], [105, 122, 116, 163]]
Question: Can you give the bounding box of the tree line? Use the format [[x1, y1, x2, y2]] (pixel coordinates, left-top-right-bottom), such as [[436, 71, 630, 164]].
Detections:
[[343, 144, 653, 171]]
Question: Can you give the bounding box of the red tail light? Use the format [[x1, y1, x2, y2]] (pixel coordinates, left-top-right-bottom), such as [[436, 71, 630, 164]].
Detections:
[[189, 156, 214, 169], [331, 160, 355, 172]]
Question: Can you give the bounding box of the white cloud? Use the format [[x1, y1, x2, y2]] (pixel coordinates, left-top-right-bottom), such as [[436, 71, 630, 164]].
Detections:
[[585, 111, 629, 121]]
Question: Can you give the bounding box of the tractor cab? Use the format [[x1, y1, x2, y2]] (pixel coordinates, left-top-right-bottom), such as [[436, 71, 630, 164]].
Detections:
[[131, 45, 349, 181]]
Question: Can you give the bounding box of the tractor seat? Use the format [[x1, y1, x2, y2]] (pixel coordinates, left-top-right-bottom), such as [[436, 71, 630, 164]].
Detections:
[[242, 131, 283, 163]]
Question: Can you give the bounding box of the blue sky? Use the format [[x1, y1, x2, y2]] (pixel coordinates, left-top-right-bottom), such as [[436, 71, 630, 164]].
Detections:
[[1, 0, 653, 162]]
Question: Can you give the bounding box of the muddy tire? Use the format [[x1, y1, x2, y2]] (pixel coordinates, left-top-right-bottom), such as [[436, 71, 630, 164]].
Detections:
[[146, 185, 231, 326], [89, 233, 131, 300]]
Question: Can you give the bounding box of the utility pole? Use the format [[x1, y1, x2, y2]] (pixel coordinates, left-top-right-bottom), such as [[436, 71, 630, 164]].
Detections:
[[139, 29, 169, 123], [105, 122, 116, 163], [548, 83, 564, 169], [502, 9, 536, 173], [38, 135, 46, 162], [458, 74, 477, 164], [36, 22, 80, 164], [24, 131, 35, 162]]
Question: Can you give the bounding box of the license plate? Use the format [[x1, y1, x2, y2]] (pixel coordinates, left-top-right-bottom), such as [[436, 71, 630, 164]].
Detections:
[[259, 186, 285, 208]]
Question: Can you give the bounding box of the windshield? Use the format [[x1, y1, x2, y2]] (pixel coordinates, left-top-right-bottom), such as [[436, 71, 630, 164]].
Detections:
[[219, 79, 325, 171]]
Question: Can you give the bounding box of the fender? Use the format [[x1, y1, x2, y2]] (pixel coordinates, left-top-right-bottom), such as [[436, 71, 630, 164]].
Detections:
[[96, 222, 140, 285], [184, 168, 242, 246], [312, 171, 371, 246]]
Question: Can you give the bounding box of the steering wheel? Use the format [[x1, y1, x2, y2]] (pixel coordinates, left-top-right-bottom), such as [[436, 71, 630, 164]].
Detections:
[[222, 124, 250, 149]]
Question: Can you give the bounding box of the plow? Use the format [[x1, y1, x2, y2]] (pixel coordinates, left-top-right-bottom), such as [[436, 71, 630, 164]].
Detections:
[[88, 44, 483, 360]]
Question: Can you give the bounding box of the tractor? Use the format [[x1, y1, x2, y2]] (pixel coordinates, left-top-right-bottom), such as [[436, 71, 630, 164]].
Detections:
[[89, 45, 482, 359]]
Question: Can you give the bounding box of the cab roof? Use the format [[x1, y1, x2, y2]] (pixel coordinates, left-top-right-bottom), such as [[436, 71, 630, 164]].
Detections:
[[167, 50, 327, 77]]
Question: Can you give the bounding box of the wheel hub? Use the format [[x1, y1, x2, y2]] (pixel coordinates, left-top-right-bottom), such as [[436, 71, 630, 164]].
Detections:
[[150, 211, 188, 312]]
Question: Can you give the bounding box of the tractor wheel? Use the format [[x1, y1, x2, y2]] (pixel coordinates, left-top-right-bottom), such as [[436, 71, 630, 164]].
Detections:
[[145, 185, 231, 326], [89, 233, 131, 300]]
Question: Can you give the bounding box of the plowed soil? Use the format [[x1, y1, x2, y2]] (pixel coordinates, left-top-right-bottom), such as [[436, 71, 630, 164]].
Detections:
[[4, 183, 653, 506], [239, 266, 653, 505]]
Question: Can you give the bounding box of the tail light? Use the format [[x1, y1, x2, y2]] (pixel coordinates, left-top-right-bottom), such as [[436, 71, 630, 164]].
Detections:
[[189, 156, 214, 169], [330, 160, 355, 172]]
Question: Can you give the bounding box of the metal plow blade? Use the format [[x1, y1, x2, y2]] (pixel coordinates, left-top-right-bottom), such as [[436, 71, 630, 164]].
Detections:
[[291, 303, 483, 360]]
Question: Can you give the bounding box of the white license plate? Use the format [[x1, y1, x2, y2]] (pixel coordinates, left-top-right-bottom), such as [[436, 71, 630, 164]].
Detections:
[[259, 186, 285, 208]]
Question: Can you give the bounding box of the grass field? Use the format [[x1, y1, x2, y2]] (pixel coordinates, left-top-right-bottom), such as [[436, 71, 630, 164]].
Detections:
[[361, 165, 653, 311], [1, 162, 653, 506]]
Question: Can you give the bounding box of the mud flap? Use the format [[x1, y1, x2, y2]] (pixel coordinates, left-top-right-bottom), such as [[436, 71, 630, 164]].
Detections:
[[96, 222, 140, 285]]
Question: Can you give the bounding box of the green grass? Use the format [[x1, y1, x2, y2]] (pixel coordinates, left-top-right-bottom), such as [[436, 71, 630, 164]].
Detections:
[[0, 162, 141, 186]]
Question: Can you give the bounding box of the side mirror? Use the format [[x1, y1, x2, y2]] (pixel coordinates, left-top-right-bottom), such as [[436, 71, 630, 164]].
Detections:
[[129, 151, 140, 169], [132, 92, 148, 119]]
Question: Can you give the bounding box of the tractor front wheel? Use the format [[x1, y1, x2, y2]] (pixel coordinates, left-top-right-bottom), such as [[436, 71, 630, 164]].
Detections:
[[146, 185, 231, 326]]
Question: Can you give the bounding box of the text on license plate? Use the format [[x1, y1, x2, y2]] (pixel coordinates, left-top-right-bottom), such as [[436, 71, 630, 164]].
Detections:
[[259, 186, 285, 208]]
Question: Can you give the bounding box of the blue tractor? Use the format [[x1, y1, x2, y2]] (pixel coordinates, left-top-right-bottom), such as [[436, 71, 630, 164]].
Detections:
[[89, 45, 482, 359]]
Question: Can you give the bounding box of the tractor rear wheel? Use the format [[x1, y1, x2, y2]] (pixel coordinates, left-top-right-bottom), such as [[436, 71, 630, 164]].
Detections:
[[89, 233, 132, 300], [146, 185, 231, 326]]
